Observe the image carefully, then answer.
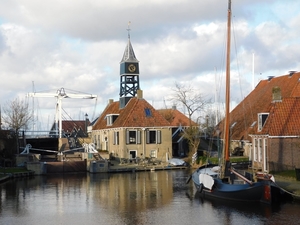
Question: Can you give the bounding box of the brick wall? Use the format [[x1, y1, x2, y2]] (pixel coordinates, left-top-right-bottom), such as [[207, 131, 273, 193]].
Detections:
[[268, 138, 300, 171]]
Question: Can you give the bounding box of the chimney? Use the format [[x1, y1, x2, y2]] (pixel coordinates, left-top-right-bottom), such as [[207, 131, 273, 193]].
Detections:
[[272, 86, 282, 102], [108, 99, 114, 104], [137, 89, 143, 99]]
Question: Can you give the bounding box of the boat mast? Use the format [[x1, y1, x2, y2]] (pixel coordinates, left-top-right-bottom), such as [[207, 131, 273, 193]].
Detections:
[[222, 0, 231, 177]]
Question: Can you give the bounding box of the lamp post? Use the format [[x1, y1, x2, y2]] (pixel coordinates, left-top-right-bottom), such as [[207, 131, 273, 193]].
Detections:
[[85, 113, 88, 134]]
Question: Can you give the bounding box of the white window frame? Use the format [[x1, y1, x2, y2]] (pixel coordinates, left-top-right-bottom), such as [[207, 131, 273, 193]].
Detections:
[[258, 138, 262, 162], [254, 138, 258, 161], [150, 149, 157, 158], [106, 114, 119, 126], [258, 113, 269, 131], [113, 131, 119, 145], [263, 138, 268, 171], [146, 130, 161, 144], [126, 130, 141, 144]]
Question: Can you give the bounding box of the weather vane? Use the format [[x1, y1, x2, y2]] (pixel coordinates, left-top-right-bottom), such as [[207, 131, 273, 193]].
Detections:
[[127, 21, 131, 39]]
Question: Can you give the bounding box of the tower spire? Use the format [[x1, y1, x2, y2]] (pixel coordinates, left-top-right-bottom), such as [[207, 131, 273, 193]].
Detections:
[[127, 21, 131, 39], [120, 21, 138, 63]]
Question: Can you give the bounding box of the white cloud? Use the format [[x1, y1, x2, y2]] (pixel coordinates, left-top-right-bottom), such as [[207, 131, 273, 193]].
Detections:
[[0, 0, 300, 130]]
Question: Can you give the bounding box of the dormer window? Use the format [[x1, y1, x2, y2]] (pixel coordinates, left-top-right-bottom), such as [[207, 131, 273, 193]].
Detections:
[[145, 108, 152, 117], [230, 122, 237, 129], [106, 114, 119, 126], [258, 113, 269, 131], [250, 121, 257, 128]]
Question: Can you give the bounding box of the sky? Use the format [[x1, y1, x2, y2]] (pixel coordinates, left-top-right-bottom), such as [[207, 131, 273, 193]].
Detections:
[[0, 0, 300, 131]]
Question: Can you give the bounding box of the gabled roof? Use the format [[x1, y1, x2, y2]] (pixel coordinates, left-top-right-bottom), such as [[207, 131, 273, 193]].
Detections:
[[220, 72, 300, 141], [92, 97, 170, 130], [158, 108, 197, 127]]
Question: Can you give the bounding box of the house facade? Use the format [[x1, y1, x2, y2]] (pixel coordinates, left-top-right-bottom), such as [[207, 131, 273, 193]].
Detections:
[[92, 95, 172, 161], [218, 72, 300, 172]]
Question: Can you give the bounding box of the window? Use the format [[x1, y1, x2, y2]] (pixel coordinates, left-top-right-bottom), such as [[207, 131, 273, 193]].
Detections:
[[106, 114, 119, 126], [144, 108, 152, 117], [126, 130, 141, 144], [129, 150, 137, 159], [254, 138, 258, 161], [250, 121, 257, 128], [258, 138, 262, 162], [113, 131, 119, 145], [258, 113, 269, 131], [150, 150, 157, 158], [146, 130, 161, 144], [230, 122, 237, 129], [264, 138, 268, 171]]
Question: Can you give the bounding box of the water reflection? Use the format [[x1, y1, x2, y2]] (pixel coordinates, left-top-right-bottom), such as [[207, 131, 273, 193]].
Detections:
[[0, 170, 300, 225], [88, 172, 174, 224]]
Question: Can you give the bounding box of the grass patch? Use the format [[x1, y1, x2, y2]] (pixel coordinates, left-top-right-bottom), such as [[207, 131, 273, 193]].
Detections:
[[230, 157, 250, 162], [198, 156, 249, 165], [271, 170, 296, 179], [0, 167, 28, 173]]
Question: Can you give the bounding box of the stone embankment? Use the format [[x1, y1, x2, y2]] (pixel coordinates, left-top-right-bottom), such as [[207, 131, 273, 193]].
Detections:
[[0, 170, 35, 184]]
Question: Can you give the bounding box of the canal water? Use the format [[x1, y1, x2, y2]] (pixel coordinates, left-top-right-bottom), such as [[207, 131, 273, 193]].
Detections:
[[1, 169, 300, 225]]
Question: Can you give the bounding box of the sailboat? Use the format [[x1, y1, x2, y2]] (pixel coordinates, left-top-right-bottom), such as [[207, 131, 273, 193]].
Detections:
[[188, 0, 284, 204]]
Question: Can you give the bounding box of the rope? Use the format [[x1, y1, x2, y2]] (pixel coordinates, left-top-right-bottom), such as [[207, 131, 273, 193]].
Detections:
[[272, 181, 300, 198]]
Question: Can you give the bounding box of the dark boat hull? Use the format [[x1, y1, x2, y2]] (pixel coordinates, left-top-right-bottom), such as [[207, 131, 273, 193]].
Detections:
[[194, 179, 271, 203], [191, 164, 275, 204]]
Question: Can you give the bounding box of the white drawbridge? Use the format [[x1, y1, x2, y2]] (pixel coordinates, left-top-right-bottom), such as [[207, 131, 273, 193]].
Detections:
[[27, 87, 97, 138]]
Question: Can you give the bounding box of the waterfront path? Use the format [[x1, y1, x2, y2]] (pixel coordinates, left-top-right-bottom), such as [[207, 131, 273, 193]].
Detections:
[[108, 158, 187, 172]]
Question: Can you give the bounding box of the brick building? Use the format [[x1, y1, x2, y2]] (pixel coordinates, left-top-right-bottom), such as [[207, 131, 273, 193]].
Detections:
[[218, 72, 300, 172]]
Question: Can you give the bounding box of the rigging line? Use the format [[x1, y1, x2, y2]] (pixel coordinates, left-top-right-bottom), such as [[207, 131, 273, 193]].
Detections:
[[62, 87, 95, 95], [272, 181, 300, 198], [216, 18, 228, 124], [232, 15, 248, 138], [92, 97, 98, 121], [62, 108, 73, 120]]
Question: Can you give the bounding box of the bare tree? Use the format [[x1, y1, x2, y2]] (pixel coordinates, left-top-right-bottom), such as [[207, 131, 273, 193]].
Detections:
[[2, 97, 32, 154], [171, 82, 211, 163]]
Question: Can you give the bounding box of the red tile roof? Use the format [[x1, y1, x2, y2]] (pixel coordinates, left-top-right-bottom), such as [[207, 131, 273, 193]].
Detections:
[[260, 97, 300, 136], [158, 108, 197, 127], [220, 72, 300, 141], [51, 120, 89, 132], [92, 97, 171, 130]]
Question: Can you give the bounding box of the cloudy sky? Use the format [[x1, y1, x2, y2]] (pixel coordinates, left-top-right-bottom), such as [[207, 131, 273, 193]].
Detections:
[[0, 0, 300, 130]]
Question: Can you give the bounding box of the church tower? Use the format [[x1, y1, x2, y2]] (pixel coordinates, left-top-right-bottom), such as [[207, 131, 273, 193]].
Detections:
[[119, 23, 140, 108]]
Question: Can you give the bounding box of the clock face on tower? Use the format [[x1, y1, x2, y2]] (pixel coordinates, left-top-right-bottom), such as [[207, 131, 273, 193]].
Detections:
[[128, 64, 136, 73]]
